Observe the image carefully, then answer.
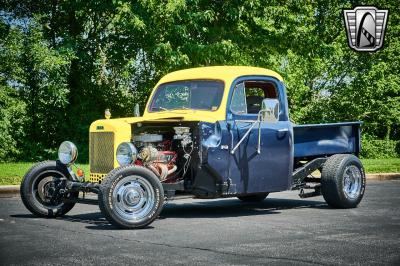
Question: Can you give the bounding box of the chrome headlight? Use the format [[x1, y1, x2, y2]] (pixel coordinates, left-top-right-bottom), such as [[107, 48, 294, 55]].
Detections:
[[116, 142, 138, 166], [58, 141, 78, 165]]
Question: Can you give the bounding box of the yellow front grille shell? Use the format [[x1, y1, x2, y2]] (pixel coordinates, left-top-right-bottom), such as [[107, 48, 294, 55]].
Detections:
[[89, 119, 131, 183]]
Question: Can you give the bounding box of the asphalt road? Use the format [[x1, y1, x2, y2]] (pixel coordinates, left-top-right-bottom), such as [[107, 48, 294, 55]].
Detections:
[[0, 180, 399, 266]]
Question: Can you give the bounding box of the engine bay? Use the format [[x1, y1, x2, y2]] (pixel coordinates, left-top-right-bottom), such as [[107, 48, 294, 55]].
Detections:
[[130, 122, 199, 186]]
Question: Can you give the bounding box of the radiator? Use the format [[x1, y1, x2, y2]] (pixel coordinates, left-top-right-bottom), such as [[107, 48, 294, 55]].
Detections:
[[89, 132, 114, 174]]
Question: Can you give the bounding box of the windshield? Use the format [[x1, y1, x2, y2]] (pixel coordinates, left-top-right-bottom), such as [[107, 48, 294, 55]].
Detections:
[[149, 80, 224, 112]]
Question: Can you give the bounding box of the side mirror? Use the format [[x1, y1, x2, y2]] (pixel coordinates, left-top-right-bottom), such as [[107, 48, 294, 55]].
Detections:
[[261, 98, 279, 122], [134, 103, 140, 117]]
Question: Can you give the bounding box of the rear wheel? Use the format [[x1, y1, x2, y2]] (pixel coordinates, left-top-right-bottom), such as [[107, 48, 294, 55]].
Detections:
[[321, 154, 366, 208], [237, 193, 269, 202], [99, 166, 164, 229], [20, 160, 78, 217]]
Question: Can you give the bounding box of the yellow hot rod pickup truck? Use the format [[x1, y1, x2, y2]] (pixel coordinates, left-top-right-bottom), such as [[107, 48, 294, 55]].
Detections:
[[20, 66, 365, 229]]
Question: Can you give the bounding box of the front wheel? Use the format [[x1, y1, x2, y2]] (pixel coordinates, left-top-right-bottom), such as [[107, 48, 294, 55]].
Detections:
[[20, 160, 78, 217], [321, 154, 366, 208], [99, 166, 164, 229]]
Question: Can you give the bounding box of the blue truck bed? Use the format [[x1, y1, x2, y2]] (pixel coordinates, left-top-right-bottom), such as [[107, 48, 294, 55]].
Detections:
[[293, 122, 362, 159]]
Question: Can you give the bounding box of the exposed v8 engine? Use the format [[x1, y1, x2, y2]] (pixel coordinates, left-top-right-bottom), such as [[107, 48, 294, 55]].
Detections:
[[132, 127, 193, 182]]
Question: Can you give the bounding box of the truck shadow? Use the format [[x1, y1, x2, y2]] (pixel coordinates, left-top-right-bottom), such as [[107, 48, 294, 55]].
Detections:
[[161, 197, 328, 219], [11, 198, 328, 230], [86, 197, 327, 230], [11, 212, 110, 226]]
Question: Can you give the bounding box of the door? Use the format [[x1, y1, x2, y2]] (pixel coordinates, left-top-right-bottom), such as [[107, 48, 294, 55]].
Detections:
[[227, 78, 293, 194]]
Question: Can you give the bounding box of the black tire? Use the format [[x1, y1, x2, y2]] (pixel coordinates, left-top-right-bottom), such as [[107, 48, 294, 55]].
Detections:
[[321, 154, 366, 208], [99, 166, 164, 229], [237, 193, 269, 202], [20, 160, 78, 217]]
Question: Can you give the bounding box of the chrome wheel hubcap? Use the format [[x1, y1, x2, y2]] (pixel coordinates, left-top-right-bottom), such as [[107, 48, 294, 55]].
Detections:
[[112, 176, 155, 222], [342, 165, 362, 199]]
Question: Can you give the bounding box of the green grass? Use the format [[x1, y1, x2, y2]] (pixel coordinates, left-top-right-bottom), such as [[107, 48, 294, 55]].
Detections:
[[0, 162, 89, 185], [0, 159, 399, 185], [361, 158, 400, 174]]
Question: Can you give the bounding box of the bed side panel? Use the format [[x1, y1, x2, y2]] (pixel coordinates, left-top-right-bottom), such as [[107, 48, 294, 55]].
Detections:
[[294, 122, 361, 158]]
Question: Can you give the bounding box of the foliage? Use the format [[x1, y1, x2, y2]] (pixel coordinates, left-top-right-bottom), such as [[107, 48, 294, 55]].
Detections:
[[0, 87, 26, 161], [0, 0, 399, 162], [0, 22, 27, 162], [361, 137, 399, 159]]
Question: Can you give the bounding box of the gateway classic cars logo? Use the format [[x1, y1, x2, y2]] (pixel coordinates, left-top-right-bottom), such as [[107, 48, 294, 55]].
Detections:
[[343, 6, 389, 52]]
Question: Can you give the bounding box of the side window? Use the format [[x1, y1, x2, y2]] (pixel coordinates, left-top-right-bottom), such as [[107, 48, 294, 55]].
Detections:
[[230, 83, 247, 114], [245, 87, 265, 114], [246, 81, 279, 114], [230, 80, 280, 116]]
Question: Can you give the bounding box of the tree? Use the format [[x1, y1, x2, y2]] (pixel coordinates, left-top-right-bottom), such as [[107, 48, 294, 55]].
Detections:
[[0, 0, 399, 161]]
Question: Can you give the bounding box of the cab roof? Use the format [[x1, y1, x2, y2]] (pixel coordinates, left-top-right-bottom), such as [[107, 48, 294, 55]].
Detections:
[[157, 66, 283, 84]]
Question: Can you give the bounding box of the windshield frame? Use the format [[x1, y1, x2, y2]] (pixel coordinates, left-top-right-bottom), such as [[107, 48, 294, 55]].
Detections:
[[147, 79, 225, 113]]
